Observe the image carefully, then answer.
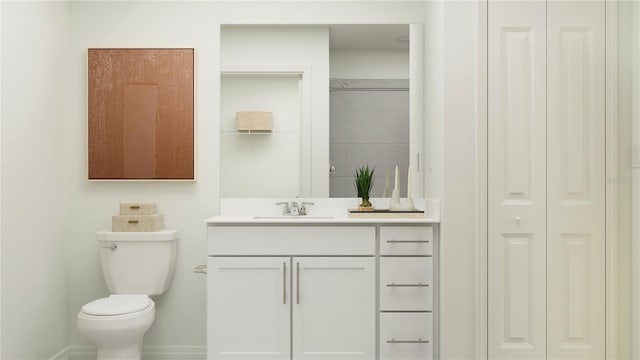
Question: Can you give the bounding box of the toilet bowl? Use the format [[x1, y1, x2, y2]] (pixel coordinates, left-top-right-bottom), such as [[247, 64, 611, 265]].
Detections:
[[77, 230, 179, 359], [77, 295, 155, 360]]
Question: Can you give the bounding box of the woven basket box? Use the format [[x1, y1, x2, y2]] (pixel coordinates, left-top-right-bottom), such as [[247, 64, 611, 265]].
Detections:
[[236, 111, 272, 131], [119, 203, 157, 215], [112, 214, 164, 232]]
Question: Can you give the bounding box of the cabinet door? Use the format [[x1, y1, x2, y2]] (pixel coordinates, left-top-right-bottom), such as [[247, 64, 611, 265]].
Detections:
[[292, 257, 375, 359], [488, 1, 547, 359], [208, 257, 290, 360]]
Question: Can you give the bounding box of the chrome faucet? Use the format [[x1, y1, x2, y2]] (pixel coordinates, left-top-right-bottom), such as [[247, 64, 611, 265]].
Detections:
[[290, 202, 300, 216], [275, 201, 315, 216]]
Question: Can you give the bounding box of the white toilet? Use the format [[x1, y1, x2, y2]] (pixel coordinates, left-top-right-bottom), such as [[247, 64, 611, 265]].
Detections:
[[77, 230, 179, 360]]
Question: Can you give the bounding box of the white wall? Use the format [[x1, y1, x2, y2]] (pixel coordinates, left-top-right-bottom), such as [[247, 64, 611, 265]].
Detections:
[[439, 2, 480, 358], [330, 48, 409, 79], [631, 0, 640, 357], [1, 1, 71, 358], [67, 1, 219, 347], [1, 1, 488, 358], [616, 2, 634, 358], [65, 0, 434, 352]]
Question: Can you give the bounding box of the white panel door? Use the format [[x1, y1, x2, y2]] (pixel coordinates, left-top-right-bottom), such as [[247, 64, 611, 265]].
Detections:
[[207, 257, 290, 360], [292, 257, 375, 359], [488, 1, 547, 358], [547, 2, 605, 358]]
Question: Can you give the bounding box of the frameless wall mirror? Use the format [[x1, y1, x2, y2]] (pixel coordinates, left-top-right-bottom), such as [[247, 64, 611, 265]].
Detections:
[[220, 24, 423, 198]]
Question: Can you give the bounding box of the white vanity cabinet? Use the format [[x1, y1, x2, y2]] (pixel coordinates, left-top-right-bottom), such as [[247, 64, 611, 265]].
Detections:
[[206, 218, 438, 360], [207, 225, 376, 360], [379, 226, 434, 360]]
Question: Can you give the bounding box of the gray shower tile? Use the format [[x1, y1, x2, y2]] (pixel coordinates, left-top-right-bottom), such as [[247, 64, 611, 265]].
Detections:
[[378, 110, 410, 144], [330, 109, 349, 144], [347, 91, 385, 112], [348, 110, 384, 144], [330, 176, 355, 198], [380, 91, 409, 111]]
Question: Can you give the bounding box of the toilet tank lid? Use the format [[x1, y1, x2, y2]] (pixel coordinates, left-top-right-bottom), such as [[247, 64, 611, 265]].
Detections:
[[96, 229, 179, 242], [81, 295, 152, 316]]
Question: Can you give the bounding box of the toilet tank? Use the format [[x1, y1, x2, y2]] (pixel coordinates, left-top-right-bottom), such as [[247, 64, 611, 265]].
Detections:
[[96, 230, 179, 296]]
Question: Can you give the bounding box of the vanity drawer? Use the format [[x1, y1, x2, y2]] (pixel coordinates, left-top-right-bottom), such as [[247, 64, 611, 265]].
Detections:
[[380, 226, 433, 255], [380, 257, 432, 311], [380, 312, 433, 360], [208, 226, 375, 256]]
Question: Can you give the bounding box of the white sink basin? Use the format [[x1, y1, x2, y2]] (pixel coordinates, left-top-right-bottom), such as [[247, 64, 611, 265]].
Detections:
[[252, 216, 335, 220]]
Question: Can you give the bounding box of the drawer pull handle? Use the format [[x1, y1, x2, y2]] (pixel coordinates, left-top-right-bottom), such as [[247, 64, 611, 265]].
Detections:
[[387, 338, 430, 344], [283, 262, 287, 305], [128, 220, 139, 224], [386, 240, 429, 244], [129, 205, 141, 209], [386, 283, 429, 287]]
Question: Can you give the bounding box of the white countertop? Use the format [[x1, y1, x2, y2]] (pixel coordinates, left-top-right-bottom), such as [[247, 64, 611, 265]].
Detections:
[[206, 214, 439, 225], [207, 198, 441, 225]]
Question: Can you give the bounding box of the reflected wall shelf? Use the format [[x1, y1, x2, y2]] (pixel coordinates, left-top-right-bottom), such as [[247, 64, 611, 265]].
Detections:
[[222, 130, 298, 135]]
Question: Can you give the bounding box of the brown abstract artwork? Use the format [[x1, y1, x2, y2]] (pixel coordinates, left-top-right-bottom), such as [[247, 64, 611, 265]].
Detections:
[[88, 48, 194, 180]]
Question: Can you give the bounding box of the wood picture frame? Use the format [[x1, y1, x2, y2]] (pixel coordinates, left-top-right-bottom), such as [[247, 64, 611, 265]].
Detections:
[[88, 48, 195, 180]]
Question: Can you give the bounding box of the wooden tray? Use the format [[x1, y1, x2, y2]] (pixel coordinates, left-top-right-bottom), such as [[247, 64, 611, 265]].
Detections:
[[348, 209, 425, 219]]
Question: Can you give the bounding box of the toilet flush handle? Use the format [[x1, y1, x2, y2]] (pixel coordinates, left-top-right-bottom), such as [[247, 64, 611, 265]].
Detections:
[[102, 244, 117, 251], [194, 265, 207, 275]]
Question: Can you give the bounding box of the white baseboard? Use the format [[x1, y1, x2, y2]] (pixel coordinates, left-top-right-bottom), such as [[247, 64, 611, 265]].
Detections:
[[50, 346, 206, 360], [48, 347, 72, 360], [66, 346, 94, 360], [142, 346, 206, 359]]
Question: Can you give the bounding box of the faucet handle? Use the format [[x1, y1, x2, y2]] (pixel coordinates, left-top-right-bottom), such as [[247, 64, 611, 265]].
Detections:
[[275, 202, 291, 215], [300, 202, 315, 215]]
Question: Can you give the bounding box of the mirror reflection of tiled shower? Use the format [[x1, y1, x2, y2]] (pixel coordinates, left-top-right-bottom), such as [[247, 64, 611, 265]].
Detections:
[[329, 79, 409, 197]]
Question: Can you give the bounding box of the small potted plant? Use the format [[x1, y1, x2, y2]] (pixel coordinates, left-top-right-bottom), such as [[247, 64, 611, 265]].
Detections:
[[354, 165, 375, 210]]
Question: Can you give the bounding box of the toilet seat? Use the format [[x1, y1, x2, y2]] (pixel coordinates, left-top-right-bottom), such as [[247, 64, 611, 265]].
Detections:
[[81, 295, 152, 316], [77, 296, 155, 360]]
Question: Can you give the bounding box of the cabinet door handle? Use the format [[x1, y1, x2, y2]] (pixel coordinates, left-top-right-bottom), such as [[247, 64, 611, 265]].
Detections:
[[296, 262, 300, 304], [386, 240, 429, 244], [283, 262, 287, 305], [386, 283, 429, 287], [386, 338, 430, 344]]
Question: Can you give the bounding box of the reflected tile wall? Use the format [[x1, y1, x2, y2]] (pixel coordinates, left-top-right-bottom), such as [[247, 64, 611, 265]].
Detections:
[[329, 79, 410, 197]]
